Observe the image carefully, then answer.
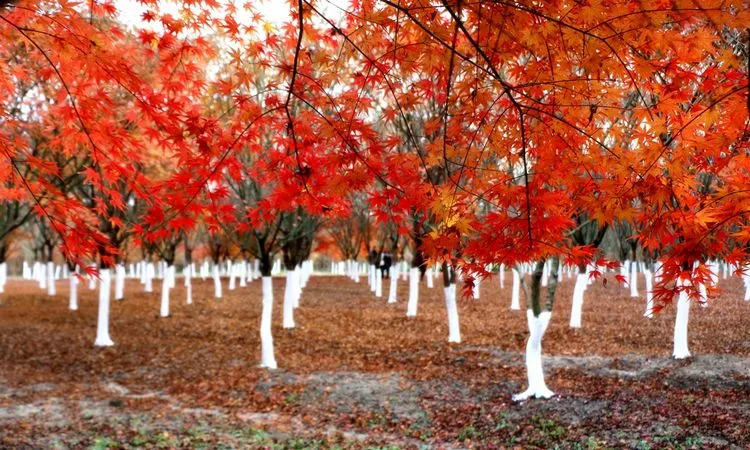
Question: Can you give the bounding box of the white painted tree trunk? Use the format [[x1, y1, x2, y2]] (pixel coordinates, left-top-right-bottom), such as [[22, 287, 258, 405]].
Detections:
[[38, 263, 46, 290], [239, 261, 247, 287], [353, 263, 360, 283], [94, 269, 115, 347], [629, 260, 639, 297], [22, 261, 30, 280], [301, 260, 310, 288], [283, 270, 296, 329], [145, 263, 154, 293], [160, 265, 173, 317], [541, 260, 549, 287], [138, 260, 146, 284], [114, 264, 125, 300], [673, 278, 691, 359], [0, 262, 6, 294], [499, 264, 505, 288], [426, 267, 434, 288], [374, 267, 382, 297], [213, 263, 222, 299], [369, 264, 376, 292], [510, 269, 521, 310], [185, 266, 193, 305], [228, 262, 237, 290], [292, 266, 301, 308], [407, 267, 419, 317], [68, 269, 78, 311], [388, 264, 399, 304], [643, 269, 654, 318], [743, 268, 750, 301], [513, 310, 553, 401], [260, 277, 277, 369], [620, 260, 630, 288], [88, 266, 97, 290], [444, 283, 461, 343], [569, 273, 587, 328], [401, 262, 408, 281], [472, 277, 480, 299], [46, 261, 56, 296]]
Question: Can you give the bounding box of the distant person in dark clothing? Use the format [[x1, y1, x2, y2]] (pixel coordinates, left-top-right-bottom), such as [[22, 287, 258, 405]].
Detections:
[[380, 251, 393, 279]]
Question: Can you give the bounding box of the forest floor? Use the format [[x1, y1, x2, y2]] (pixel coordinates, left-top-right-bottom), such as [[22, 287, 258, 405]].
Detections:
[[1, 272, 749, 449]]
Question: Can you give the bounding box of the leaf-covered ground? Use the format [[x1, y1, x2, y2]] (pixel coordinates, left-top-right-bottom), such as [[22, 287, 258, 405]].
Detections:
[[1, 272, 749, 449]]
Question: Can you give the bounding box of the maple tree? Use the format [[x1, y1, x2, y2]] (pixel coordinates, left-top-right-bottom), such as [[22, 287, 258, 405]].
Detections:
[[0, 0, 748, 408]]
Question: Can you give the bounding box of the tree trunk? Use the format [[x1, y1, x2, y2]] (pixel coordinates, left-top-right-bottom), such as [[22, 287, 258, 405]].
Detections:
[[229, 261, 237, 290], [644, 268, 654, 318], [185, 265, 193, 305], [673, 277, 691, 359], [259, 276, 277, 369], [160, 265, 172, 317], [511, 268, 521, 310], [388, 263, 399, 304], [569, 267, 587, 328], [115, 264, 125, 300], [283, 270, 296, 329], [513, 309, 553, 401], [444, 283, 461, 343], [212, 262, 222, 299], [292, 266, 301, 308], [375, 266, 383, 298], [46, 261, 55, 296], [514, 259, 558, 401], [630, 260, 639, 297], [68, 268, 78, 311], [145, 262, 154, 293], [94, 268, 115, 347], [407, 267, 419, 317]]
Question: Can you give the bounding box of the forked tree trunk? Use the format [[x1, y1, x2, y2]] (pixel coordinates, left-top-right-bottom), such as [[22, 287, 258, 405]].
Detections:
[[259, 276, 277, 369], [514, 259, 558, 401], [513, 309, 554, 401], [94, 268, 115, 347]]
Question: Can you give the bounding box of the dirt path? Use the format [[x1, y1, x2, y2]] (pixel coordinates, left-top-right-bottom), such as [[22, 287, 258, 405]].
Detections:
[[2, 348, 749, 448], [1, 275, 750, 448]]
